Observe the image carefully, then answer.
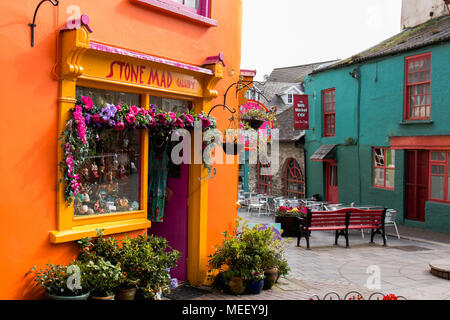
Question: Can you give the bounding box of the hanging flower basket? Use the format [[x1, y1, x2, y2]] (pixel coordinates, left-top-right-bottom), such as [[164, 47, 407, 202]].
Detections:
[[241, 118, 265, 130]]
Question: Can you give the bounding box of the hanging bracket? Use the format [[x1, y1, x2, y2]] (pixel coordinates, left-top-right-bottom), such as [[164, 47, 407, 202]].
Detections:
[[29, 0, 60, 47]]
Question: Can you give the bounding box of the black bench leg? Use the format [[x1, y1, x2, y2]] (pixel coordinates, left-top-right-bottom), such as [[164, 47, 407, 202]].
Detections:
[[334, 230, 339, 245], [370, 229, 375, 243], [345, 229, 349, 248], [382, 227, 387, 246], [306, 233, 310, 250]]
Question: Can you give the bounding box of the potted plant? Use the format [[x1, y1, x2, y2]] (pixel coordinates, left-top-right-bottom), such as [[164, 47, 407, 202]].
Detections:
[[83, 257, 125, 300], [275, 206, 308, 237], [240, 108, 276, 130], [208, 218, 290, 295], [124, 235, 180, 300], [248, 270, 265, 294], [28, 263, 90, 300]]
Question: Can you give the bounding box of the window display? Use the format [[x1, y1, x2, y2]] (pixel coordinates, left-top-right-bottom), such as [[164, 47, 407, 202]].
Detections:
[[73, 128, 141, 216], [74, 87, 141, 216]]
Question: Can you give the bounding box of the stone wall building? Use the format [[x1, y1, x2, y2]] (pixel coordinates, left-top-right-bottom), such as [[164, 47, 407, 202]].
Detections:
[[244, 61, 337, 198]]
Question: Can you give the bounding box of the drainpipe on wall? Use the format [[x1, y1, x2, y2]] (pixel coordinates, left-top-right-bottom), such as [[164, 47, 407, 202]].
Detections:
[[349, 66, 362, 205]]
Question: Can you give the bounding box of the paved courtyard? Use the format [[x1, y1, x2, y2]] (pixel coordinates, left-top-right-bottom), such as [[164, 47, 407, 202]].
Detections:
[[191, 209, 450, 300]]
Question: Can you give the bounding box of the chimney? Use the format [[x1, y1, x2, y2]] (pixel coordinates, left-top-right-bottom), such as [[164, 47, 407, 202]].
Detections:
[[401, 0, 449, 29]]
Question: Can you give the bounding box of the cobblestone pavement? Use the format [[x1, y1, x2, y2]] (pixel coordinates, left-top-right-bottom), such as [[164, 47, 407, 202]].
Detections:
[[192, 210, 450, 300]]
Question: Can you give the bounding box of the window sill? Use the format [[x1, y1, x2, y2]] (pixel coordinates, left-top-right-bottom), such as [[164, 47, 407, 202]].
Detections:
[[399, 120, 434, 125], [49, 218, 151, 244], [130, 0, 218, 27]]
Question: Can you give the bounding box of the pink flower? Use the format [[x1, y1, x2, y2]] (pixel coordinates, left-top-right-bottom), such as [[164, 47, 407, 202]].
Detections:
[[92, 114, 101, 122], [129, 105, 139, 115], [81, 96, 93, 110], [183, 114, 194, 124], [168, 112, 177, 120], [157, 113, 166, 124], [115, 121, 125, 131], [139, 108, 147, 115], [116, 105, 122, 112], [126, 113, 136, 124], [174, 118, 185, 128], [201, 117, 211, 128]]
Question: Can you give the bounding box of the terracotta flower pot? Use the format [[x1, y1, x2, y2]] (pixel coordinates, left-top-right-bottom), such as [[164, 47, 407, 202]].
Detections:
[[228, 276, 245, 295], [115, 287, 137, 300], [263, 268, 278, 290]]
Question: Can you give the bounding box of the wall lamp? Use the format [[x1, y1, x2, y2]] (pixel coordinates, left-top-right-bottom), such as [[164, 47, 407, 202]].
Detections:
[[29, 0, 60, 47]]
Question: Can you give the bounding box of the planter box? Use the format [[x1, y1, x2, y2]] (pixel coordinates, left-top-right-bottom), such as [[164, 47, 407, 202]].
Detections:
[[275, 216, 301, 237]]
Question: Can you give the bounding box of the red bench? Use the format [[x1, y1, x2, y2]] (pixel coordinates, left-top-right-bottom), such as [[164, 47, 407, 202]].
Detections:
[[297, 208, 387, 249]]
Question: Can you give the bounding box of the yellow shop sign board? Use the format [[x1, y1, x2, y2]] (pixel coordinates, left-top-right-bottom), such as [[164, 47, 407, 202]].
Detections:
[[81, 54, 204, 97]]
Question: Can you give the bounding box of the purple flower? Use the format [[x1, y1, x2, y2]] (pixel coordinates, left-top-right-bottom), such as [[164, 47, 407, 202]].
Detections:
[[108, 119, 116, 127], [85, 114, 92, 125]]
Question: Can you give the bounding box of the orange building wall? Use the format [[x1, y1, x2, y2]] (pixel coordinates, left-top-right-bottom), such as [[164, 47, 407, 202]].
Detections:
[[0, 0, 242, 299]]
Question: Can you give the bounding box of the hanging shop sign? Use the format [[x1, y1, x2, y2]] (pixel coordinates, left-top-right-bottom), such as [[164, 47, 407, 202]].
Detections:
[[293, 94, 309, 130]]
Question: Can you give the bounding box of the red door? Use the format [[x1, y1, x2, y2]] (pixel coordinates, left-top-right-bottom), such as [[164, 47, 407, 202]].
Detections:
[[325, 162, 338, 203], [405, 150, 429, 221]]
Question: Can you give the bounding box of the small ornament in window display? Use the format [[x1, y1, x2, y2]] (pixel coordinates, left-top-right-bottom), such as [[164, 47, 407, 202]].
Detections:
[[81, 168, 89, 182], [80, 205, 89, 215], [123, 138, 129, 148], [106, 171, 114, 185], [130, 162, 137, 174], [87, 208, 94, 215], [119, 198, 129, 208], [83, 192, 90, 202], [119, 165, 127, 179], [131, 201, 139, 211], [91, 163, 99, 179], [112, 154, 119, 170]]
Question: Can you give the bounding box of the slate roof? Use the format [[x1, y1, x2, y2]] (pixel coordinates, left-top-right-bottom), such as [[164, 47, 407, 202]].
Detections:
[[276, 106, 305, 142], [267, 60, 339, 82], [312, 14, 450, 74]]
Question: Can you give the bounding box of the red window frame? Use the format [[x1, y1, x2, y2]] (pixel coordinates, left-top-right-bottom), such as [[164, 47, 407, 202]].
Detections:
[[373, 147, 395, 190], [404, 53, 431, 121], [322, 88, 335, 137], [429, 151, 450, 203], [257, 162, 272, 195], [283, 158, 305, 199]]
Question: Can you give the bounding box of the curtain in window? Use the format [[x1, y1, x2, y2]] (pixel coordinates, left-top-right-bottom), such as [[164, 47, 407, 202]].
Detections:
[[148, 141, 169, 222]]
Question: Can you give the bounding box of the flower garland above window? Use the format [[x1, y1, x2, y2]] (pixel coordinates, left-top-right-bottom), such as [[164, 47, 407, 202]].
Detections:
[[59, 96, 217, 205]]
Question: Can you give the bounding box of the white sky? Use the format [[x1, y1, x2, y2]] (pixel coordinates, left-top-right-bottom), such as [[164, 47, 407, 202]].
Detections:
[[241, 0, 403, 81]]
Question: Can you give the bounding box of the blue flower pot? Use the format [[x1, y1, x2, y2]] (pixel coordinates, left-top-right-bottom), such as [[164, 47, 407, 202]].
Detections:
[[249, 279, 264, 294]]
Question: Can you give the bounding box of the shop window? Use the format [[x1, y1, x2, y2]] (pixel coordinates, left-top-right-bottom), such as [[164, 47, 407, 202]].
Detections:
[[283, 159, 305, 199], [429, 151, 450, 202], [373, 147, 395, 190], [74, 87, 143, 216], [257, 162, 272, 195], [322, 88, 335, 137], [405, 53, 431, 120]]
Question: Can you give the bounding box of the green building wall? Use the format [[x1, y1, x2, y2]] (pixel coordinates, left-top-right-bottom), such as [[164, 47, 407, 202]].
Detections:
[[304, 42, 450, 234]]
